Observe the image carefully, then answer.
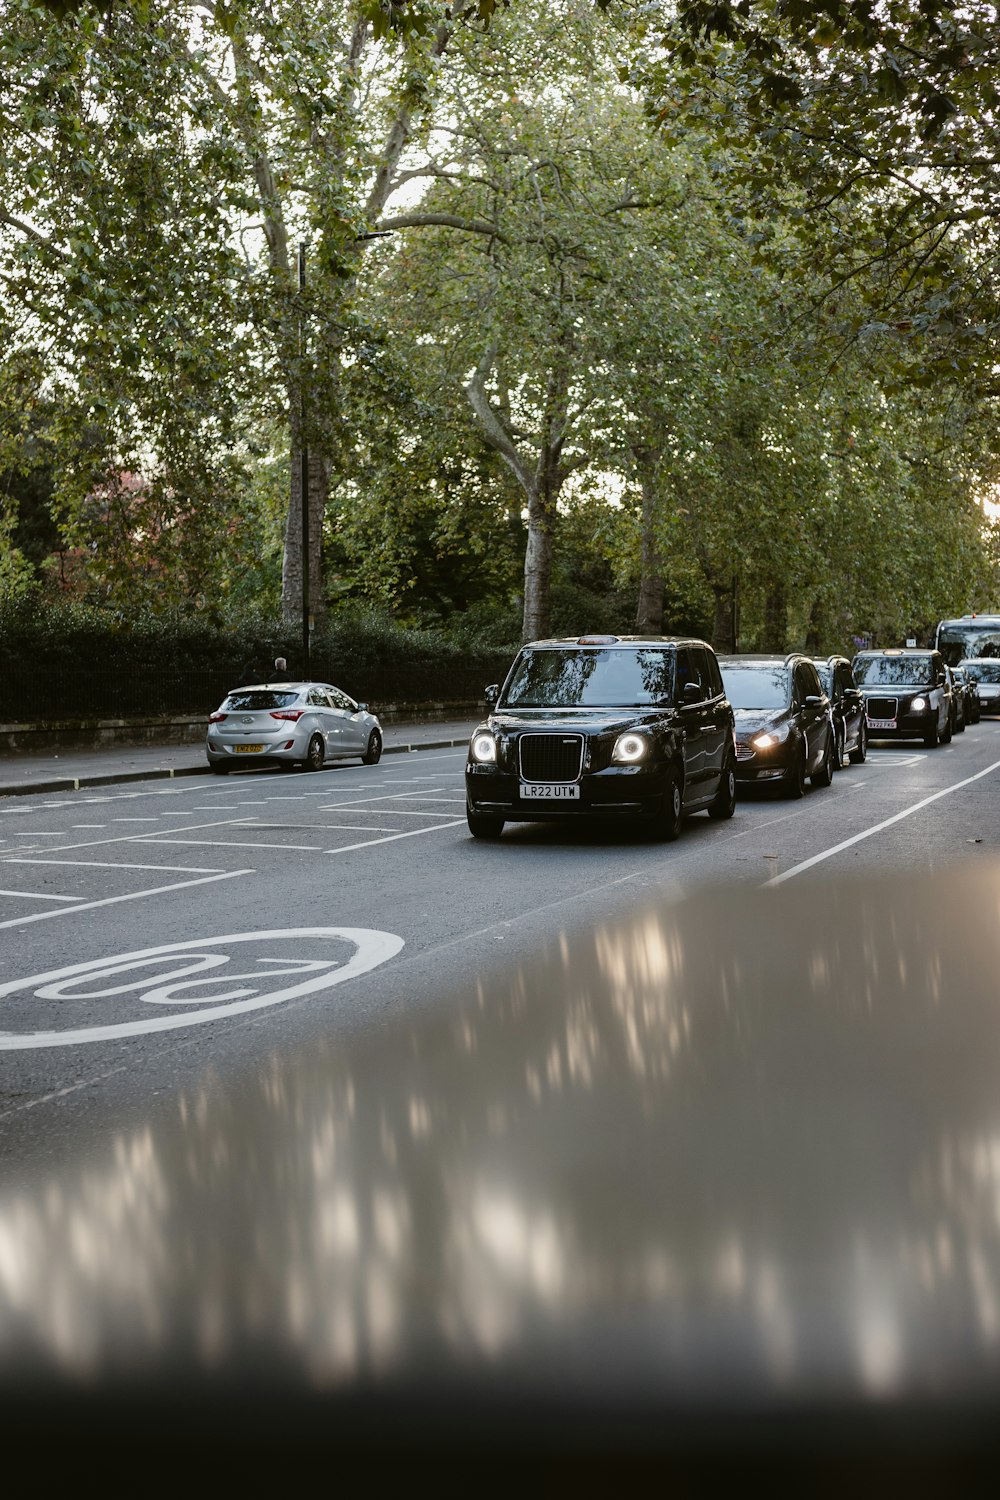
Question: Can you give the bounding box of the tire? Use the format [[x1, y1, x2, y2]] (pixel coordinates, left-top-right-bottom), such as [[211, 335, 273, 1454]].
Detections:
[[783, 744, 807, 799], [848, 719, 867, 764], [955, 709, 966, 733], [467, 801, 504, 840], [305, 733, 325, 771], [650, 767, 683, 841], [941, 715, 953, 745], [833, 724, 845, 770], [923, 720, 939, 749], [811, 731, 835, 788], [362, 729, 382, 765], [210, 761, 229, 775], [707, 753, 737, 821]]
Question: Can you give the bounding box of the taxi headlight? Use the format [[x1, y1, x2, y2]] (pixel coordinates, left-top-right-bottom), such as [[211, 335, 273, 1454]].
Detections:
[[752, 724, 791, 750], [612, 732, 649, 764], [470, 732, 497, 764], [910, 696, 927, 712]]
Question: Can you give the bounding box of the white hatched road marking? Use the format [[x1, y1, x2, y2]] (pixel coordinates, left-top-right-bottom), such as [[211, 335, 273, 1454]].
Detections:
[[0, 869, 254, 931], [325, 819, 466, 854], [6, 858, 223, 874], [0, 889, 80, 903]]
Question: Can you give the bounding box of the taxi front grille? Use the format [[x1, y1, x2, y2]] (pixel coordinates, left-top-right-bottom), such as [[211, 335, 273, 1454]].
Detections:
[[866, 696, 898, 719], [518, 734, 584, 783]]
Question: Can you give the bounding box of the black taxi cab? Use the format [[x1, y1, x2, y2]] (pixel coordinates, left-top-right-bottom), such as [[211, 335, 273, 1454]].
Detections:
[[465, 635, 737, 841], [852, 647, 953, 747]]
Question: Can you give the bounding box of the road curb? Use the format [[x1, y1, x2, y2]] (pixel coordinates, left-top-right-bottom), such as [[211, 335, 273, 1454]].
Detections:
[[0, 737, 470, 800]]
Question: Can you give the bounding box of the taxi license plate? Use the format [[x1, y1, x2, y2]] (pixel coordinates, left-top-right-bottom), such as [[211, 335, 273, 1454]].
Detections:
[[867, 718, 895, 730], [234, 744, 264, 753], [520, 783, 579, 800]]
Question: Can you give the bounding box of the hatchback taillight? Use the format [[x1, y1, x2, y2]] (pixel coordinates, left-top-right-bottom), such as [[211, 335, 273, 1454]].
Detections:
[[270, 709, 305, 722], [208, 712, 228, 723]]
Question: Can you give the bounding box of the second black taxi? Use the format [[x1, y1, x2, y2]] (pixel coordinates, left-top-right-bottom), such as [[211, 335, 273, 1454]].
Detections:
[[465, 635, 737, 841]]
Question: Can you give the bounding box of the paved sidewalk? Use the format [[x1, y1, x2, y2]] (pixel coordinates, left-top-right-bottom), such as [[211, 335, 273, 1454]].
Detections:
[[0, 716, 477, 799]]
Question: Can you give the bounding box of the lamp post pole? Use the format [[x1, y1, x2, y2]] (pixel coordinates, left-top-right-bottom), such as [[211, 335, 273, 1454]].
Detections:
[[299, 242, 311, 679]]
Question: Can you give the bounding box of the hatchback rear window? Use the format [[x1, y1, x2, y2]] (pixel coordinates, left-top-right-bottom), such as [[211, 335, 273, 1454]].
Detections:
[[853, 656, 934, 687], [222, 691, 300, 711], [501, 648, 674, 708]]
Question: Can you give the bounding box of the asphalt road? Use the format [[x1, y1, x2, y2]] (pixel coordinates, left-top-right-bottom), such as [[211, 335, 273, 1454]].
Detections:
[[1, 723, 999, 1180]]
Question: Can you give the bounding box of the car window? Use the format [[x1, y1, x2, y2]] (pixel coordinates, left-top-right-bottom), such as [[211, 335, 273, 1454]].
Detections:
[[502, 648, 675, 708], [705, 651, 724, 699], [689, 647, 717, 697], [815, 663, 833, 694], [962, 661, 1000, 683], [719, 664, 790, 711], [222, 690, 300, 711], [306, 689, 327, 707], [836, 663, 855, 694], [801, 662, 823, 698], [329, 688, 356, 711]]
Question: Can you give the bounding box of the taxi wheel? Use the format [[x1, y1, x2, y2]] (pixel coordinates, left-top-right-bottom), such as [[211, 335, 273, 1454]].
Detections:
[[305, 734, 325, 771], [651, 769, 683, 841], [833, 725, 845, 769], [811, 731, 835, 788], [362, 729, 382, 765], [783, 744, 807, 799], [707, 755, 737, 820], [467, 801, 504, 840], [848, 720, 867, 764], [940, 717, 953, 745], [923, 721, 939, 748]]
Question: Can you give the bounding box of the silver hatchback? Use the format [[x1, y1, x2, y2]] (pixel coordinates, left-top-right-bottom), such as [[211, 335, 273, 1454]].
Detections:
[[206, 682, 383, 774]]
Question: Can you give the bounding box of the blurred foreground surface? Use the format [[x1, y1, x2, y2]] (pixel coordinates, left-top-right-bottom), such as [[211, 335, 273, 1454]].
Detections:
[[2, 859, 1000, 1479]]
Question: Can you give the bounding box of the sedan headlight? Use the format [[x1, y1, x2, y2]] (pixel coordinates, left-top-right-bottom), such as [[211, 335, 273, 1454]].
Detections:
[[910, 696, 928, 712], [751, 724, 791, 750], [470, 731, 497, 764], [612, 732, 649, 764]]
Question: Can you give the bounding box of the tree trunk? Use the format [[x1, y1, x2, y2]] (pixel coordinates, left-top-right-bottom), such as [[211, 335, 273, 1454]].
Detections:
[[281, 402, 326, 637], [761, 583, 787, 653], [711, 581, 737, 652], [635, 462, 663, 633], [804, 596, 824, 653], [522, 471, 555, 642]]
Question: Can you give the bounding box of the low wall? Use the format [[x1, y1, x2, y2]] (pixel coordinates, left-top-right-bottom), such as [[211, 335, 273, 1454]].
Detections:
[[0, 701, 482, 756]]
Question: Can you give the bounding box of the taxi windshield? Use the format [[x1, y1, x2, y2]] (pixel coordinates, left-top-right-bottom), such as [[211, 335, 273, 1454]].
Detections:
[[501, 649, 674, 708], [854, 656, 934, 687]]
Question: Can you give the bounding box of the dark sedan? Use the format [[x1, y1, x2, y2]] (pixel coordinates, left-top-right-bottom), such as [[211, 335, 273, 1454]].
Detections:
[[852, 648, 952, 747], [465, 635, 737, 841], [813, 655, 867, 767], [719, 653, 835, 797], [959, 658, 997, 717]]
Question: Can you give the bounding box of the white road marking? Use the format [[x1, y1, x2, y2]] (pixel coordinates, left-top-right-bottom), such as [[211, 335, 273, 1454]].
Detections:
[[5, 858, 222, 874], [112, 818, 158, 823], [9, 816, 255, 857], [765, 757, 1000, 887], [0, 926, 403, 1048], [146, 838, 328, 852], [0, 869, 254, 931], [0, 889, 81, 903], [325, 819, 466, 853], [317, 788, 445, 810]]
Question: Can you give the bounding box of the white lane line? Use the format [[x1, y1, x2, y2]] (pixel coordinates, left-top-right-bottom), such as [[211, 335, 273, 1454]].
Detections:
[[0, 889, 81, 903], [325, 819, 466, 854], [113, 818, 158, 823], [318, 788, 445, 810], [0, 869, 254, 931], [9, 816, 255, 857], [72, 824, 107, 829], [145, 838, 327, 851], [5, 858, 223, 874], [765, 757, 1000, 887]]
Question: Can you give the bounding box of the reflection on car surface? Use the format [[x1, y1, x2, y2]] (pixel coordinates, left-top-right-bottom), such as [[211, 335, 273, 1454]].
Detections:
[[465, 634, 737, 841], [950, 664, 980, 725], [206, 682, 383, 773], [852, 648, 952, 747], [718, 653, 836, 798], [813, 655, 867, 767]]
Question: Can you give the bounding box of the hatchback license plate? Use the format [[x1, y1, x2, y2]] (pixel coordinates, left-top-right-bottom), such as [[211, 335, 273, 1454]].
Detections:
[[234, 744, 264, 753], [521, 783, 579, 800], [867, 718, 895, 730]]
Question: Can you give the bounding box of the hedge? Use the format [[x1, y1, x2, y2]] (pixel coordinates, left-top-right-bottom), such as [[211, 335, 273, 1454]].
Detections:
[[0, 601, 519, 723]]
